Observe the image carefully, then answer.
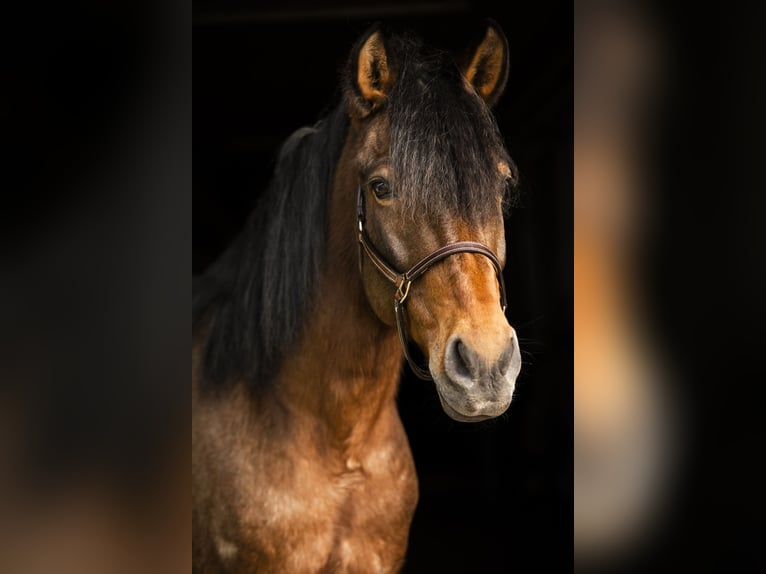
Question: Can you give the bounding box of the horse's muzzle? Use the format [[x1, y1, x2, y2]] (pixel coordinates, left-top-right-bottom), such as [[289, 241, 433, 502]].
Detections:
[[432, 329, 521, 422]]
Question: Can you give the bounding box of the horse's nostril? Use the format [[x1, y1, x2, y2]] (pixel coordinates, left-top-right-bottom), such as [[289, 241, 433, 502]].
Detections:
[[445, 337, 478, 383], [445, 335, 516, 385], [496, 338, 515, 374], [455, 340, 473, 379]]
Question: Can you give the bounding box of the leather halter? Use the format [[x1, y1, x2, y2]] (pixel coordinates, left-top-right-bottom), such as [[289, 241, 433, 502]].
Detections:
[[356, 186, 507, 380]]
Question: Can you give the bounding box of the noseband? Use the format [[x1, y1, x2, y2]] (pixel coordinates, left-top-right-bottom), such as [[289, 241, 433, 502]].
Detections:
[[357, 186, 507, 380]]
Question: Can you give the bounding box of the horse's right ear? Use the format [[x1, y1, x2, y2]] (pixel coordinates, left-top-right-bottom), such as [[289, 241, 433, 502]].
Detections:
[[346, 25, 396, 117]]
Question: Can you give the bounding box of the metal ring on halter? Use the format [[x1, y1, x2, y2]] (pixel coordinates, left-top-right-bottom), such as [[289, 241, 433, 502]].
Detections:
[[395, 278, 412, 304]]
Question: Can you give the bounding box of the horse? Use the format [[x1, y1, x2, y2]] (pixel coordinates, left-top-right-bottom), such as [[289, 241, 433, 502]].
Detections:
[[192, 20, 521, 573]]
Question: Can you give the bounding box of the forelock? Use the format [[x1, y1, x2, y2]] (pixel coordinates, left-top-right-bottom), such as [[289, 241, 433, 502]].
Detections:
[[387, 36, 510, 220]]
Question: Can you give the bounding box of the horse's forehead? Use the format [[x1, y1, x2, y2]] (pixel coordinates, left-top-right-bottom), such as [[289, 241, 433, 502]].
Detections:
[[355, 115, 391, 168]]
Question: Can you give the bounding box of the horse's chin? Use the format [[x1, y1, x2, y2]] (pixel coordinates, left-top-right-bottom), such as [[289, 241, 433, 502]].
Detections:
[[431, 374, 514, 423], [437, 396, 496, 422]]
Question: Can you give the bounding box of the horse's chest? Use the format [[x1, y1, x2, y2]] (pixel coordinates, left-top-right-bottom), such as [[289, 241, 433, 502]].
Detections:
[[262, 469, 417, 573], [236, 448, 418, 573]]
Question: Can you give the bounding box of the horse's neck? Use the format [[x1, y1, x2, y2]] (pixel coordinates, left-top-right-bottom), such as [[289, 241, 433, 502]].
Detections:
[[276, 158, 403, 452], [283, 290, 401, 428]]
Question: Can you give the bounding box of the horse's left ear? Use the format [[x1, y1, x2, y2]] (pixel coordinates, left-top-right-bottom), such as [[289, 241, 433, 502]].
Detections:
[[459, 20, 509, 108]]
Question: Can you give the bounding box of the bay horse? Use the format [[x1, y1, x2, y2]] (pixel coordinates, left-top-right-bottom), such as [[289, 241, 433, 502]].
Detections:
[[193, 21, 521, 573]]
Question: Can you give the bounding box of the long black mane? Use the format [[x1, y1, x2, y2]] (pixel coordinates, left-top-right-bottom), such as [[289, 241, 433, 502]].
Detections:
[[193, 103, 348, 385]]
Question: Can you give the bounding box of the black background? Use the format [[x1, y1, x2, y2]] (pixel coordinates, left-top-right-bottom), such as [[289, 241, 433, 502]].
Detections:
[[194, 0, 572, 572]]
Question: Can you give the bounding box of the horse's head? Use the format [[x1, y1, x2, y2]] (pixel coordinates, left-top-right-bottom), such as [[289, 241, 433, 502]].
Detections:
[[344, 22, 521, 422]]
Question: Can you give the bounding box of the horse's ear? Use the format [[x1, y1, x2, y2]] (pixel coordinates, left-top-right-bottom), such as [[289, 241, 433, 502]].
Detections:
[[347, 25, 395, 116], [459, 20, 509, 108]]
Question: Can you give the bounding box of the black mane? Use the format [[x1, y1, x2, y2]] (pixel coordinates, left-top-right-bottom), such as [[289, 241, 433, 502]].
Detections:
[[193, 103, 348, 386]]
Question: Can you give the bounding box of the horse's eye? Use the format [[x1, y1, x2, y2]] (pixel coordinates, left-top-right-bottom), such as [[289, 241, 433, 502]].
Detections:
[[369, 177, 393, 201]]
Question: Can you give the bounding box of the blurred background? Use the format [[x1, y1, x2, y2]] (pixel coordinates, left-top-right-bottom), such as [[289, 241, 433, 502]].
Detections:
[[1, 1, 190, 573], [575, 1, 676, 568], [575, 1, 766, 572], [193, 1, 572, 572]]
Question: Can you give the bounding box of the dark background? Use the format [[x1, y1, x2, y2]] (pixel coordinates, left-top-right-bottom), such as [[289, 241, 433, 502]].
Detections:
[[615, 3, 766, 571], [194, 1, 572, 571]]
